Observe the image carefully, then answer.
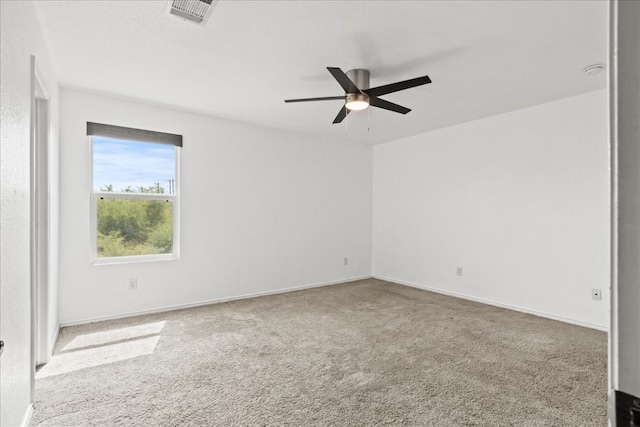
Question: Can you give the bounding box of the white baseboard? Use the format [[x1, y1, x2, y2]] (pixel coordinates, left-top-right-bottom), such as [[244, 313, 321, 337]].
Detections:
[[49, 325, 60, 356], [21, 403, 33, 427], [60, 275, 373, 327], [608, 389, 616, 427], [374, 275, 608, 332]]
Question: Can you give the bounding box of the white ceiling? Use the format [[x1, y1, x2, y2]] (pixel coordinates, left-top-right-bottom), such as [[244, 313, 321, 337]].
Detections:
[[33, 0, 608, 144]]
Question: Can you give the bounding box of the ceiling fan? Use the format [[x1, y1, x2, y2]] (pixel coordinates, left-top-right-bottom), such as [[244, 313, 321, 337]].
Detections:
[[285, 67, 432, 124]]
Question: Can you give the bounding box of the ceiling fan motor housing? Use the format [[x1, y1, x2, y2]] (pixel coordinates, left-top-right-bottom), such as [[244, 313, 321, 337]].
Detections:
[[346, 69, 370, 90]]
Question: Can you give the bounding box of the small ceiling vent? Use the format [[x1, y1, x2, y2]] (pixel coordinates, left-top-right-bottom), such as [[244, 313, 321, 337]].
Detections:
[[169, 0, 217, 24]]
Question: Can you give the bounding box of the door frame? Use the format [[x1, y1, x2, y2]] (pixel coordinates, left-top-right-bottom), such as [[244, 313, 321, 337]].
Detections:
[[30, 55, 51, 404]]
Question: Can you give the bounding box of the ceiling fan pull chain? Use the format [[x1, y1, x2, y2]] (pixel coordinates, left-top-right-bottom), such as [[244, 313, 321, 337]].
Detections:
[[368, 106, 371, 132]]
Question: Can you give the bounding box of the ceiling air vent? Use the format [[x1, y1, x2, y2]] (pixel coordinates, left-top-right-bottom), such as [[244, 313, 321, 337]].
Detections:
[[169, 0, 217, 24]]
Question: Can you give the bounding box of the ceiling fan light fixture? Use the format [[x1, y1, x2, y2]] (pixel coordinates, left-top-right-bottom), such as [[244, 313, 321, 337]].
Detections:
[[345, 93, 370, 111]]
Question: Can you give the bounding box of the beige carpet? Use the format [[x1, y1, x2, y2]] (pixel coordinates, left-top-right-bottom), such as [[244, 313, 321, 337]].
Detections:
[[31, 279, 607, 426]]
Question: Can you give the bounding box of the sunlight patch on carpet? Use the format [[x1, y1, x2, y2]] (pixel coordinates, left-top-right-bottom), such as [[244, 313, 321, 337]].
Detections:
[[37, 322, 165, 379], [62, 321, 166, 351]]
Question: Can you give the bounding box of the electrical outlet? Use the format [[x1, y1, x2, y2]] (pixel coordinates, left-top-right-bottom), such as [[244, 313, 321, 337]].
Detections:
[[591, 288, 601, 301], [456, 266, 463, 276], [344, 257, 349, 266], [128, 278, 138, 290]]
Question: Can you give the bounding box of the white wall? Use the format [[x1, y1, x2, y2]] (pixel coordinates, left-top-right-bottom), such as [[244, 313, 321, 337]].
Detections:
[[58, 88, 372, 324], [0, 1, 59, 426], [373, 89, 609, 330]]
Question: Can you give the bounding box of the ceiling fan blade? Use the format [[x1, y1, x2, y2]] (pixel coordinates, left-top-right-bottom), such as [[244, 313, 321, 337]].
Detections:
[[365, 75, 431, 97], [284, 96, 345, 103], [327, 67, 361, 94], [332, 105, 351, 124], [370, 97, 411, 114]]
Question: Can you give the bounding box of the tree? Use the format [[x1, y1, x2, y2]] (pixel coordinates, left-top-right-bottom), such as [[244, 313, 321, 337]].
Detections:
[[96, 184, 173, 257]]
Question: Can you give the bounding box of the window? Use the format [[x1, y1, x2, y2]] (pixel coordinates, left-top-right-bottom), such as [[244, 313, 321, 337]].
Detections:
[[89, 122, 181, 263]]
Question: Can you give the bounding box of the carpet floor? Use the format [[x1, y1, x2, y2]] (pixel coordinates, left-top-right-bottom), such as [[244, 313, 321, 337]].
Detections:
[[31, 279, 607, 426]]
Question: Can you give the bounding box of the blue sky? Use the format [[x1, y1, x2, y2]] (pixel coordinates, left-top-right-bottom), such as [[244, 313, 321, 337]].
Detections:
[[93, 137, 176, 192]]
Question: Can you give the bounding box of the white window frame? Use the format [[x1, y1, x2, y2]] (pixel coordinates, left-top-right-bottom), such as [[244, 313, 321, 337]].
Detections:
[[89, 125, 181, 265]]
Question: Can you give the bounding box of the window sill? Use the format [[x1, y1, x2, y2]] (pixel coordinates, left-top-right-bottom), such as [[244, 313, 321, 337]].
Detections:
[[91, 253, 179, 266]]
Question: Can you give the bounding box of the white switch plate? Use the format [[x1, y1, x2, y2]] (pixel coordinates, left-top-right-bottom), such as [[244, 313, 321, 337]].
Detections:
[[591, 288, 601, 300]]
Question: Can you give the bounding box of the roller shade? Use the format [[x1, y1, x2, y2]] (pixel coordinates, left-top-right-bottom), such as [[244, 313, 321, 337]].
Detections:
[[87, 122, 182, 147]]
